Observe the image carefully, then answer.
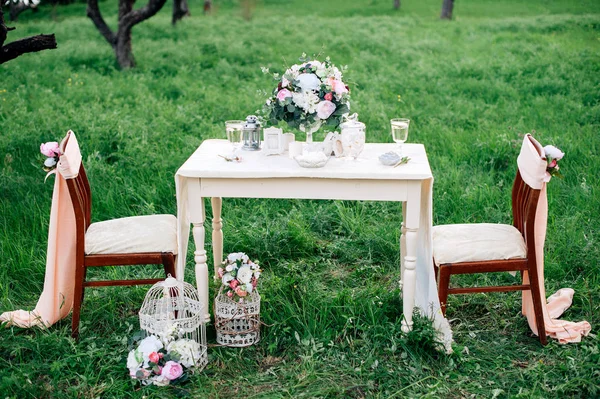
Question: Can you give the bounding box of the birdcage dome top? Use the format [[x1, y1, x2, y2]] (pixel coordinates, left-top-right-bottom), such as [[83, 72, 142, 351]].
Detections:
[[139, 276, 203, 335]]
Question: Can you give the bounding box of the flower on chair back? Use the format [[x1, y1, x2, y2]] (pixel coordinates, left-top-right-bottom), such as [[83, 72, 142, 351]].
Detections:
[[217, 252, 261, 302], [543, 144, 564, 180], [40, 141, 61, 173]]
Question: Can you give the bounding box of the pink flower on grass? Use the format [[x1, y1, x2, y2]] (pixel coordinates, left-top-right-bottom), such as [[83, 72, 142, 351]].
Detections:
[[316, 100, 336, 119], [324, 92, 333, 101], [148, 352, 160, 364], [40, 142, 60, 158], [276, 89, 293, 102], [161, 361, 183, 381]]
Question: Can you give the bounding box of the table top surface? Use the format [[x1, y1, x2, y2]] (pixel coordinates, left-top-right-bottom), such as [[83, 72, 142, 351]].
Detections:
[[177, 140, 432, 180]]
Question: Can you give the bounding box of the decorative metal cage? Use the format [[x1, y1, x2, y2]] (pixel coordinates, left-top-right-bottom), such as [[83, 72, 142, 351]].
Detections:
[[214, 288, 261, 347], [139, 277, 208, 369]]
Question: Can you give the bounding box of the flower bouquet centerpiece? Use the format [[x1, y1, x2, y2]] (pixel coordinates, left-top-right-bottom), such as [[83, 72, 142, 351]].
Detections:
[[215, 252, 262, 347], [263, 54, 351, 143], [126, 325, 203, 386]]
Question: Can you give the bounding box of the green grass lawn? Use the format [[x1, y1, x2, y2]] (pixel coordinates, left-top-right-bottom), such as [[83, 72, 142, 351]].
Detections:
[[1, 0, 599, 397]]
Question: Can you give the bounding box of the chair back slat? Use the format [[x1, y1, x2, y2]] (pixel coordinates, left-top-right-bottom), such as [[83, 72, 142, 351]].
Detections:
[[511, 169, 541, 253]]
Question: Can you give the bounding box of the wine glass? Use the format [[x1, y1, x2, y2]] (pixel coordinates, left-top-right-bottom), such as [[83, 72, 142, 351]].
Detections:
[[225, 120, 244, 154], [390, 118, 410, 154]]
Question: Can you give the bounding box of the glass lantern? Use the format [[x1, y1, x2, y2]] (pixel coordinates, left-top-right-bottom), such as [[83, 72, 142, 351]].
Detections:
[[242, 115, 262, 151]]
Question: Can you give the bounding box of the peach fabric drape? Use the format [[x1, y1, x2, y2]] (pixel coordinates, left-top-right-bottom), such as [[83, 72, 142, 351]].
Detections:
[[0, 131, 80, 328], [517, 134, 591, 343]]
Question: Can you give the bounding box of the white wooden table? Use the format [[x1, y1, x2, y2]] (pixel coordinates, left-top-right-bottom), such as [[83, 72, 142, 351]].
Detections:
[[176, 139, 450, 341]]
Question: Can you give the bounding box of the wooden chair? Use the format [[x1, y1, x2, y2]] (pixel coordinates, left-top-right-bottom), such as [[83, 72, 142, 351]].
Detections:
[[432, 170, 548, 345], [63, 134, 177, 338]]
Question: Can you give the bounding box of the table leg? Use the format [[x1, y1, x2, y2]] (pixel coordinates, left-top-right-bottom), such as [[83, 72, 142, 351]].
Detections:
[[399, 202, 407, 291], [192, 203, 211, 322], [401, 229, 417, 333], [211, 197, 223, 278], [401, 181, 421, 333]]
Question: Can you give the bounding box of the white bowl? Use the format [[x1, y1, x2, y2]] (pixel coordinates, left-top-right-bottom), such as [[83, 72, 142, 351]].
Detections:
[[295, 152, 329, 168]]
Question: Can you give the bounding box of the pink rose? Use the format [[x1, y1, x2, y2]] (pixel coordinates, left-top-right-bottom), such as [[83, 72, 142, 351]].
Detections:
[[40, 142, 60, 158], [327, 78, 348, 96], [276, 89, 292, 102], [324, 92, 333, 101], [316, 100, 336, 120], [229, 279, 239, 289], [217, 267, 224, 278], [148, 352, 160, 364], [548, 159, 557, 168], [161, 361, 183, 381], [227, 291, 233, 298], [234, 286, 247, 297]]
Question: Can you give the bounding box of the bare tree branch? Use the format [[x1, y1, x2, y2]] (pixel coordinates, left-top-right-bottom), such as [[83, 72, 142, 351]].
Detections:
[[86, 0, 116, 46], [0, 34, 57, 64], [120, 0, 167, 32]]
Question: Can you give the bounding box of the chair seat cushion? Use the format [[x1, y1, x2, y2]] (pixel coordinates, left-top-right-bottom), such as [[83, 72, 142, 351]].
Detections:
[[85, 214, 177, 255], [432, 223, 527, 265]]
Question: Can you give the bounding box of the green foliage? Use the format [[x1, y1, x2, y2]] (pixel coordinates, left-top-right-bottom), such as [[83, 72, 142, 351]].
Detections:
[[1, 0, 599, 397]]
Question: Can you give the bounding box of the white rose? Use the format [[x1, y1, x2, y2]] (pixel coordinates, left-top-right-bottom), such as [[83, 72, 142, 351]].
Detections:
[[246, 283, 253, 293], [543, 145, 564, 160], [44, 157, 57, 168], [127, 350, 142, 375], [254, 271, 261, 279], [222, 273, 234, 285], [236, 265, 253, 284], [296, 73, 321, 92], [137, 335, 163, 367], [316, 100, 336, 119], [292, 92, 307, 111]]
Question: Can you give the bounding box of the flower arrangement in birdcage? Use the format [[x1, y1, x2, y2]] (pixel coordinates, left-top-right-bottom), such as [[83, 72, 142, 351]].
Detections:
[[215, 252, 262, 347], [217, 252, 261, 301], [262, 53, 351, 140], [129, 276, 207, 385]]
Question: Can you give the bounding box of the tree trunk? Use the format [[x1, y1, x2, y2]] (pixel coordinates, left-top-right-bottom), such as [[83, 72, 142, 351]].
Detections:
[[86, 0, 167, 69], [440, 0, 454, 20], [0, 6, 57, 64], [394, 0, 400, 10], [172, 0, 190, 25], [203, 1, 212, 14]]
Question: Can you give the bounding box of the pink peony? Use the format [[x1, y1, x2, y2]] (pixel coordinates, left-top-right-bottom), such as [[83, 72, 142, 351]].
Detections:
[[227, 291, 233, 298], [217, 267, 224, 278], [316, 100, 336, 120], [148, 352, 160, 364], [327, 78, 348, 96], [324, 92, 333, 101], [40, 142, 60, 158], [276, 89, 293, 102], [161, 361, 183, 381], [229, 279, 239, 289], [234, 286, 248, 297]]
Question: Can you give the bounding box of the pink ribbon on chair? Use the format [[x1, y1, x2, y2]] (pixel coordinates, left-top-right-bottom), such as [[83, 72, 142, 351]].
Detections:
[[517, 134, 591, 343], [0, 131, 80, 328]]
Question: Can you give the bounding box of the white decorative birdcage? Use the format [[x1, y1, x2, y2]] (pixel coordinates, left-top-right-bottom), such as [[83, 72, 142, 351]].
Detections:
[[139, 276, 208, 370], [214, 287, 261, 347]]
